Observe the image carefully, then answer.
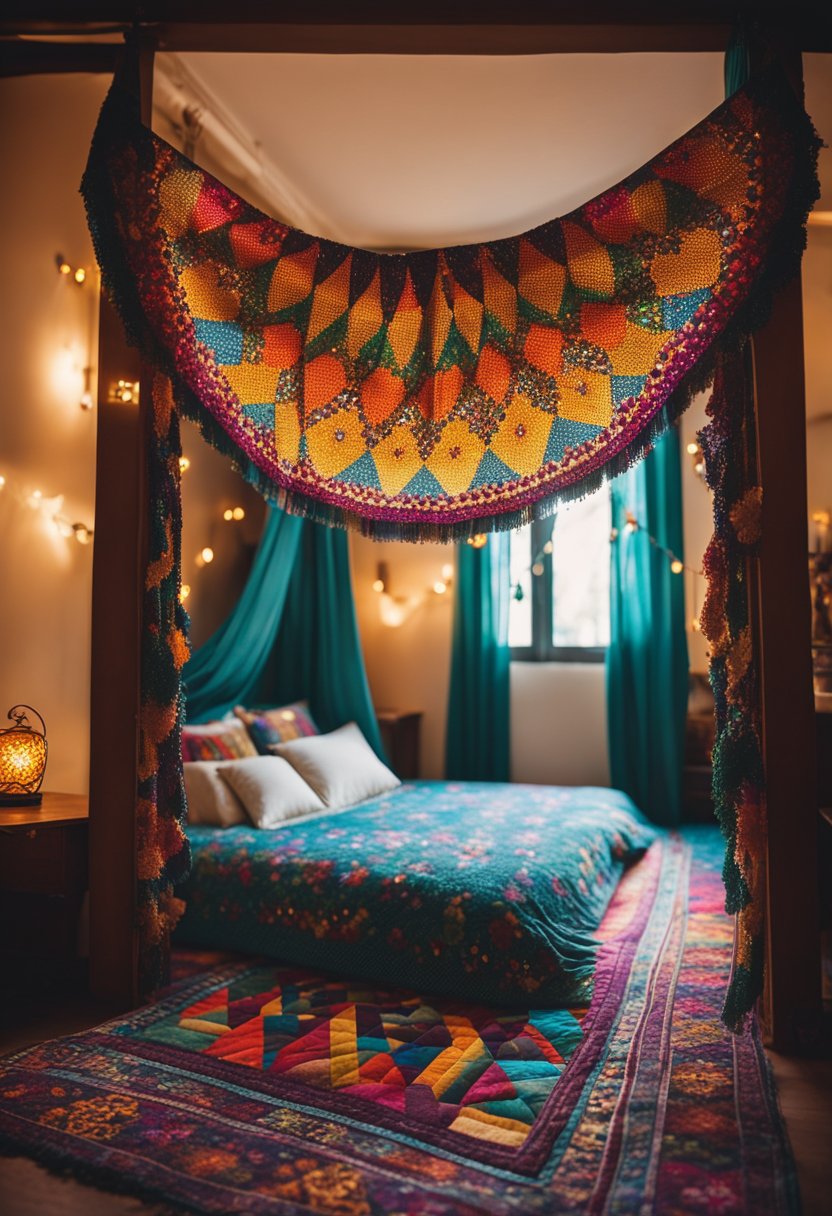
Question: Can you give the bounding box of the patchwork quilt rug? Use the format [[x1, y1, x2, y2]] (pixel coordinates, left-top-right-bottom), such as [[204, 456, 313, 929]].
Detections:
[[0, 829, 798, 1214]]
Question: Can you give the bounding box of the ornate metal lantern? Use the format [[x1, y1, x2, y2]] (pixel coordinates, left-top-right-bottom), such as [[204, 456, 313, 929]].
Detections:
[[0, 705, 48, 806]]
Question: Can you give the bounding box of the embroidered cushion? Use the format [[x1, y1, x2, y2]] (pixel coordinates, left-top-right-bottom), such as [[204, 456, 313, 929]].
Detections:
[[183, 761, 248, 828], [218, 756, 325, 829], [234, 701, 320, 754], [181, 719, 258, 764], [271, 722, 400, 809]]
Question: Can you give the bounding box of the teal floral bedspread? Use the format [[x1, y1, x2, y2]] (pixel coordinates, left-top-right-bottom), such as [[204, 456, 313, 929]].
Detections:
[[176, 781, 656, 1006]]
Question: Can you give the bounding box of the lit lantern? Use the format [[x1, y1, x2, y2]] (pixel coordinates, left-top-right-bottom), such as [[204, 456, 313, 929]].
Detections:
[[0, 705, 48, 806]]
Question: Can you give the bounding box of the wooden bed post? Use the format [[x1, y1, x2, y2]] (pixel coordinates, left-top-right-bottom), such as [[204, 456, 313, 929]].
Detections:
[[750, 48, 820, 1056], [88, 38, 155, 1007], [753, 274, 821, 1054]]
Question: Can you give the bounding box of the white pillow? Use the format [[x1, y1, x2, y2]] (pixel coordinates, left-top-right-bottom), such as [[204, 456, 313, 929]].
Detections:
[[184, 761, 248, 828], [271, 722, 400, 809], [218, 755, 325, 828]]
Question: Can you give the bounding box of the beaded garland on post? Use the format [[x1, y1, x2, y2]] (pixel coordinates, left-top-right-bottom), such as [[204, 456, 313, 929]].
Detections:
[[699, 351, 767, 1031], [136, 373, 191, 991], [81, 58, 819, 1004]]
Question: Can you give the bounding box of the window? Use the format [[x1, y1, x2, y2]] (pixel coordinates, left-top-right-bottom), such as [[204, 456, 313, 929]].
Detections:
[[509, 488, 611, 661]]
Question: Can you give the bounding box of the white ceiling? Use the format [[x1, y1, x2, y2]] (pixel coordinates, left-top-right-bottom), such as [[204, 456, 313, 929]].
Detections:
[[161, 51, 730, 248]]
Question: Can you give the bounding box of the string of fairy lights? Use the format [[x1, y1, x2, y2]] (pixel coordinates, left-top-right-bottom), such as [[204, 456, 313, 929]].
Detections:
[[177, 455, 248, 604], [466, 492, 707, 634]]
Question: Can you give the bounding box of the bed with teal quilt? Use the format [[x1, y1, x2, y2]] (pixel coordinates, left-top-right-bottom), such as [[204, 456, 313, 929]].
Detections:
[[176, 780, 656, 1007]]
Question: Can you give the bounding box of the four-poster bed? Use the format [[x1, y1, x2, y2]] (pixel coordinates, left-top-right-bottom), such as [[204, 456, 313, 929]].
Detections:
[[0, 12, 826, 1213], [76, 13, 823, 1054], [0, 4, 783, 1060]]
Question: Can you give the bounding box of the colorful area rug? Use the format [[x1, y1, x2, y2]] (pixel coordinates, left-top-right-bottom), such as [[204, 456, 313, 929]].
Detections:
[[0, 829, 798, 1214]]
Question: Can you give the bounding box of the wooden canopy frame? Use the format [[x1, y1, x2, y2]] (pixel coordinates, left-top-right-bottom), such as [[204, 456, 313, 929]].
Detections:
[[3, 4, 823, 1054]]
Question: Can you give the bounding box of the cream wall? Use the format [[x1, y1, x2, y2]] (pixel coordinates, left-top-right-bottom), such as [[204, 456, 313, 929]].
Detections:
[[179, 419, 267, 651], [804, 54, 832, 536], [0, 74, 108, 794], [351, 537, 456, 778], [510, 663, 610, 786]]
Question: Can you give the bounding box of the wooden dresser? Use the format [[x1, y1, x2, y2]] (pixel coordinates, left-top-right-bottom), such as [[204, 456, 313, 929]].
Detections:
[[376, 710, 423, 779], [0, 793, 89, 978]]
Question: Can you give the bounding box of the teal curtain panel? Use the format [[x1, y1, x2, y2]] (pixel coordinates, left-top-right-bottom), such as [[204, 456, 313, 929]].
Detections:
[[183, 506, 303, 723], [446, 535, 511, 780], [262, 523, 385, 758], [607, 428, 689, 825], [185, 507, 383, 758]]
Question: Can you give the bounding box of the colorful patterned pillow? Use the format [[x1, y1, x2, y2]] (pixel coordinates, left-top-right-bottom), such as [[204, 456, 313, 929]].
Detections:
[[181, 719, 258, 764], [234, 701, 319, 755]]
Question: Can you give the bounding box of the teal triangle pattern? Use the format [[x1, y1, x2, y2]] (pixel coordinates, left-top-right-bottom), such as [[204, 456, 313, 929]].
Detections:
[[545, 418, 601, 465], [336, 451, 382, 490], [471, 450, 517, 488], [402, 468, 445, 498]]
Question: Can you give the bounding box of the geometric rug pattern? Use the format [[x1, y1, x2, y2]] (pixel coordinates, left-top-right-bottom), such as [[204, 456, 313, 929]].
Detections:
[[0, 830, 800, 1215], [160, 975, 586, 1148]]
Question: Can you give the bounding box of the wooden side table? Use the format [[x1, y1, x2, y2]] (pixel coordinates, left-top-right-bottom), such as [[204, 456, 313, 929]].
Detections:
[[0, 793, 89, 973], [376, 710, 423, 779]]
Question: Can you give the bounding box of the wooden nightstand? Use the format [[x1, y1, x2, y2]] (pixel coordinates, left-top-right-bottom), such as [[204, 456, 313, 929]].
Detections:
[[0, 793, 89, 971], [376, 710, 423, 779]]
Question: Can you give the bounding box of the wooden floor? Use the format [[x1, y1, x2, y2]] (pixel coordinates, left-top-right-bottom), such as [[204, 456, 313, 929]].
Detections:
[[766, 1051, 832, 1216], [0, 1001, 830, 1215]]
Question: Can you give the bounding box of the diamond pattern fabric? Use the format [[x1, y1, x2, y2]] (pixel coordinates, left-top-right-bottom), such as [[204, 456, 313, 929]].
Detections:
[[82, 67, 817, 538]]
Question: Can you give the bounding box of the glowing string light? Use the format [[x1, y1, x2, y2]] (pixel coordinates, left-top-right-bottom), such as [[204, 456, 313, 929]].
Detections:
[[0, 470, 93, 545]]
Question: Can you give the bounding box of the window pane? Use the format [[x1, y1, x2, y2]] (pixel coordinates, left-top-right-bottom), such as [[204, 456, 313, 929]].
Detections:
[[508, 523, 532, 648], [551, 490, 611, 648]]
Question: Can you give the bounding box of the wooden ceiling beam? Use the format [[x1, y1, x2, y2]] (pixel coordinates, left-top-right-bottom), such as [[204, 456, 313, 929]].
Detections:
[[0, 40, 118, 76], [1, 4, 829, 55]]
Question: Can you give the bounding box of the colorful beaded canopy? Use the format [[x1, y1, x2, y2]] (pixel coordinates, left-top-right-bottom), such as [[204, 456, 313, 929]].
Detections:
[[83, 67, 817, 541]]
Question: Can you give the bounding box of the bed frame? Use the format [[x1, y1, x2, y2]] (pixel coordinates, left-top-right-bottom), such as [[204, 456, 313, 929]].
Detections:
[[3, 3, 825, 1053]]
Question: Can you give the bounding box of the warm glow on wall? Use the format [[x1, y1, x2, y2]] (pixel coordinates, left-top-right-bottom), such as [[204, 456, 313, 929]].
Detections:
[[54, 254, 98, 412], [0, 470, 93, 547], [372, 558, 455, 626]]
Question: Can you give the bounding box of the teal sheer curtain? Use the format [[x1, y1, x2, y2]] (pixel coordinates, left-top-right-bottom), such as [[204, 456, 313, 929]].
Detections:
[[607, 430, 689, 825], [259, 523, 385, 758], [446, 535, 511, 781], [183, 507, 303, 722], [184, 507, 383, 758]]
